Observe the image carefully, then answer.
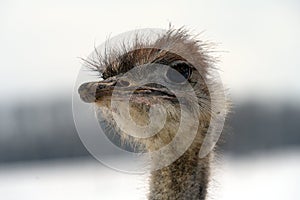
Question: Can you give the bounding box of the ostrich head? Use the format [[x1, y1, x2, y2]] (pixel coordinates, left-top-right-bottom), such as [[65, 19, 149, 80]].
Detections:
[[78, 28, 224, 200]]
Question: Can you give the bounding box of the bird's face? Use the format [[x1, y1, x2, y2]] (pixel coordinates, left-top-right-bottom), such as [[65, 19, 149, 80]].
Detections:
[[78, 48, 211, 150]]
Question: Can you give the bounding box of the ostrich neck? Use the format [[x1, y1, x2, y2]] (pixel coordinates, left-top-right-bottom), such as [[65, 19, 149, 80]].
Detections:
[[148, 132, 211, 200]]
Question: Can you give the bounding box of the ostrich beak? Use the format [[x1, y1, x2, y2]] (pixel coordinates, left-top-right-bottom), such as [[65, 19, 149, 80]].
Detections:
[[78, 78, 117, 103], [78, 76, 177, 104]]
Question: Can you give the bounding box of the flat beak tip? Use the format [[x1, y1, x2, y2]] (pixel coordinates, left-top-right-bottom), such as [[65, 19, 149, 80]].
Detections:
[[78, 82, 97, 103]]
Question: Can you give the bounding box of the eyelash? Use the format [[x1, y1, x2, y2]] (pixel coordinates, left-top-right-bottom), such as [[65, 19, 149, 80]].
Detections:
[[166, 62, 192, 83]]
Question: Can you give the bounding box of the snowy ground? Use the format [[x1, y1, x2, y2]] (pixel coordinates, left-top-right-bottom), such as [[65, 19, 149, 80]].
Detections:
[[0, 149, 300, 200]]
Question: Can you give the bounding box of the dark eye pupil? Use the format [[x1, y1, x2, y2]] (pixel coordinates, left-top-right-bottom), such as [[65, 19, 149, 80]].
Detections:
[[166, 62, 191, 83]]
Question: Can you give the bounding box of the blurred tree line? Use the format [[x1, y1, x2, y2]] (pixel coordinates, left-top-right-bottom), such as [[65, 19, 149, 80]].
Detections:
[[0, 99, 299, 163]]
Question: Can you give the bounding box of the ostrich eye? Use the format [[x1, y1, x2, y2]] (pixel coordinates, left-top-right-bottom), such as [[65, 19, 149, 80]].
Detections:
[[166, 61, 192, 83]]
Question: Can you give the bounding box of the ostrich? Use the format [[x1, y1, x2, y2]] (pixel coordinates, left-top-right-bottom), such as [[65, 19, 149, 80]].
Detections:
[[78, 28, 227, 200]]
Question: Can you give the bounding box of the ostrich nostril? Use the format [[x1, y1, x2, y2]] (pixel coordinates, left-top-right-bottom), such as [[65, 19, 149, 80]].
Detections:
[[118, 80, 130, 87], [97, 84, 107, 90]]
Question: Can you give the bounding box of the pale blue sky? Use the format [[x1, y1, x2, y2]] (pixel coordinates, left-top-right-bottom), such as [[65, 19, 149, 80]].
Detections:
[[0, 0, 299, 102]]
